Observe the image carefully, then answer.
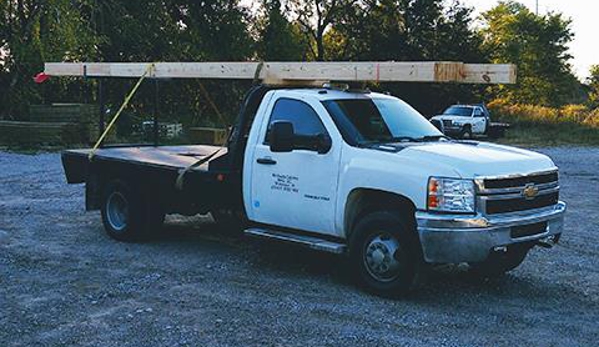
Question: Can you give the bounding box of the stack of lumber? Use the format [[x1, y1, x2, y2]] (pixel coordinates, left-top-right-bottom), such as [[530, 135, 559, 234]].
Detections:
[[0, 120, 72, 145], [0, 104, 101, 146], [187, 127, 227, 145]]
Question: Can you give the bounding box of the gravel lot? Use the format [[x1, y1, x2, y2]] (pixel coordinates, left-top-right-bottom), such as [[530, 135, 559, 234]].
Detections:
[[1, 147, 598, 347]]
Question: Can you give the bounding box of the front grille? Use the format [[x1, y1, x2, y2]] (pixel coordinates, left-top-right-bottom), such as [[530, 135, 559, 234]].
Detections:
[[486, 191, 559, 214], [442, 120, 453, 127], [511, 222, 548, 238], [479, 170, 560, 215], [484, 172, 558, 189]]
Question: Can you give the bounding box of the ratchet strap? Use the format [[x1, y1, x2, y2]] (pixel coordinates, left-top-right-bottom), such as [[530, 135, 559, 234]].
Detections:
[[88, 64, 155, 160], [175, 61, 265, 190], [174, 81, 230, 190]]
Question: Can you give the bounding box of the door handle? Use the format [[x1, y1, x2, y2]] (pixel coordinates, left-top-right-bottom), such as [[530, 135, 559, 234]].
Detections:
[[257, 158, 277, 165]]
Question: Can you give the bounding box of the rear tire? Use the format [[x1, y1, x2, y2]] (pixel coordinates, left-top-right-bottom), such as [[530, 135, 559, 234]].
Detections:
[[349, 211, 420, 297], [469, 243, 531, 277], [101, 179, 164, 242]]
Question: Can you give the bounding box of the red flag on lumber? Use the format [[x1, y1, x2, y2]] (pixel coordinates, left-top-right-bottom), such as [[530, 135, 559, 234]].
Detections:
[[33, 72, 50, 84]]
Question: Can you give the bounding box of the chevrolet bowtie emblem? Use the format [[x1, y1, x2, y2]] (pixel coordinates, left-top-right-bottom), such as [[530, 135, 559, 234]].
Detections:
[[522, 183, 539, 200]]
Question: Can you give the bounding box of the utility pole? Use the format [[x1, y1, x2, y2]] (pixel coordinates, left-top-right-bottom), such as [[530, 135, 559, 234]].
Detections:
[[536, 0, 539, 15]]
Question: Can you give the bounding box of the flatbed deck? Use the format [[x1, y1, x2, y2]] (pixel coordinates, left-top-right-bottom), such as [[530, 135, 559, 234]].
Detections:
[[61, 144, 236, 215], [66, 144, 226, 171]]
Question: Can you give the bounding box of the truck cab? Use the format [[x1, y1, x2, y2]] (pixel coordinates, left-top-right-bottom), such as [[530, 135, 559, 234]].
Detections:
[[61, 86, 566, 296], [240, 88, 564, 292]]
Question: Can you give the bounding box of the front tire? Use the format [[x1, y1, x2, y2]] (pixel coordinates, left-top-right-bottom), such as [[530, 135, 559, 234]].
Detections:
[[349, 211, 420, 297], [460, 126, 473, 139]]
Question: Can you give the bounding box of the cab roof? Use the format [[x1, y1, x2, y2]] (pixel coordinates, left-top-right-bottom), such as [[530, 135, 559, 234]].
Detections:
[[274, 88, 396, 102]]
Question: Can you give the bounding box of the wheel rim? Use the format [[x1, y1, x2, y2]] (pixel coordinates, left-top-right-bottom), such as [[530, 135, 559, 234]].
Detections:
[[106, 191, 129, 232], [363, 232, 403, 282]]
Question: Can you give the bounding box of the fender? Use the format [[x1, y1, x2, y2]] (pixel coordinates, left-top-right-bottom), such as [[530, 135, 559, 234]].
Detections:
[[334, 145, 461, 237]]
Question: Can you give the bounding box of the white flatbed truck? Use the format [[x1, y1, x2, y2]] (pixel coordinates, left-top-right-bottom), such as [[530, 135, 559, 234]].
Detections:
[[52, 61, 565, 296], [431, 103, 510, 139]]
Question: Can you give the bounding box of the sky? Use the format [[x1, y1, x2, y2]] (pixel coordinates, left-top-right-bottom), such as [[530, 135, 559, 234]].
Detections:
[[463, 0, 596, 80]]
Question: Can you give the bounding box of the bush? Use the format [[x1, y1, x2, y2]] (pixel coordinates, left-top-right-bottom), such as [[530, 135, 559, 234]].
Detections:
[[584, 108, 599, 128], [487, 99, 599, 145]]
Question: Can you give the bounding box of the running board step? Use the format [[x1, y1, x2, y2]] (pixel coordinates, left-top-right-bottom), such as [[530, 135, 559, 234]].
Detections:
[[244, 228, 347, 254]]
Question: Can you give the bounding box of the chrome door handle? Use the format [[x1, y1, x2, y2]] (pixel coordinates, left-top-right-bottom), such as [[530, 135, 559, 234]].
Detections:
[[257, 158, 277, 165]]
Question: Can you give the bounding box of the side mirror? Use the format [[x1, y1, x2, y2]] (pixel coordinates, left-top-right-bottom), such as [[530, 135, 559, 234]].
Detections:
[[269, 121, 294, 153]]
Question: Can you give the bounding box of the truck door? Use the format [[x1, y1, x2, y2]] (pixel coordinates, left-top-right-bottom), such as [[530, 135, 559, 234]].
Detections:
[[248, 95, 341, 236], [472, 107, 487, 133]]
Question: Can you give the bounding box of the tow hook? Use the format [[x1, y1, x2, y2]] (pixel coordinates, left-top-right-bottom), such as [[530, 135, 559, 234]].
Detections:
[[536, 235, 559, 249]]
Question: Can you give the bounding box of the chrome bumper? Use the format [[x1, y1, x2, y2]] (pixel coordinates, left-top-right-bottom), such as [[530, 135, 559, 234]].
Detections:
[[416, 201, 566, 263]]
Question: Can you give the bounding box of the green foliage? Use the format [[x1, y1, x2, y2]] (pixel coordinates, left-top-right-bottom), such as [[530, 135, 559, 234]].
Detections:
[[489, 98, 599, 145], [325, 0, 486, 115], [256, 0, 306, 61], [480, 1, 582, 106], [0, 0, 594, 143], [0, 0, 99, 118], [286, 0, 356, 61], [587, 65, 599, 109]]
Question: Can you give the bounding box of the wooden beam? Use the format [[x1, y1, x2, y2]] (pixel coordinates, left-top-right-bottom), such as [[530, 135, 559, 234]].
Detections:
[[44, 61, 516, 84]]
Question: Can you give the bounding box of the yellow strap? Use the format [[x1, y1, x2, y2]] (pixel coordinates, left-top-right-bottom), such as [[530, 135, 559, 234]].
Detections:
[[88, 64, 155, 160], [174, 82, 229, 191]]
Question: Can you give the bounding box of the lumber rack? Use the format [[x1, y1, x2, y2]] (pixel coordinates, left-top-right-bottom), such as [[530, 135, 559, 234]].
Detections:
[[42, 60, 516, 150]]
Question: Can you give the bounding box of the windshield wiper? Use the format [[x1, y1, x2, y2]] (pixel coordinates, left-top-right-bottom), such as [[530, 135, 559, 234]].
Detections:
[[357, 135, 448, 146], [356, 137, 416, 146], [388, 136, 420, 142], [415, 135, 451, 142]]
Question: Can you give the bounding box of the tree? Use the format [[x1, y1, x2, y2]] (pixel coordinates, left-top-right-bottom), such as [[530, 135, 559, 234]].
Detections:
[[480, 1, 581, 106], [286, 0, 357, 61], [325, 0, 407, 61], [0, 0, 99, 118], [325, 0, 486, 115], [256, 0, 306, 61], [587, 65, 599, 108]]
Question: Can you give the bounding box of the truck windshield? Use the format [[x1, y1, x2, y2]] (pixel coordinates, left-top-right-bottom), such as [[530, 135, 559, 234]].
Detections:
[[323, 98, 443, 145], [443, 106, 473, 117]]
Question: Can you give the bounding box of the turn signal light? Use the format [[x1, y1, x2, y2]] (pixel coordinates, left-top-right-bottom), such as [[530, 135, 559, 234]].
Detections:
[[428, 195, 439, 208]]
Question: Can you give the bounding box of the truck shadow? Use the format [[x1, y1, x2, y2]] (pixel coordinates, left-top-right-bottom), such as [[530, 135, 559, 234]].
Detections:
[[157, 218, 582, 304]]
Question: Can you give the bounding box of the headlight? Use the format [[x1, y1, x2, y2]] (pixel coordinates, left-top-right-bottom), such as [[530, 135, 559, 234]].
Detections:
[[427, 177, 475, 213]]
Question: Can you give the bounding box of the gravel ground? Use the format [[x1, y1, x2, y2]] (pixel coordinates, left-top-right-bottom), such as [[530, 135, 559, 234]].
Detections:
[[1, 147, 598, 347]]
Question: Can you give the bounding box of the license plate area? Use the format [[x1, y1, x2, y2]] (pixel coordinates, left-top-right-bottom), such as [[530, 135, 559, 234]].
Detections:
[[511, 222, 548, 239]]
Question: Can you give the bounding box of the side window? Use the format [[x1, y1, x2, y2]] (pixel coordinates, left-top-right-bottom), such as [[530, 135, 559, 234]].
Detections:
[[473, 108, 484, 117], [265, 98, 327, 142]]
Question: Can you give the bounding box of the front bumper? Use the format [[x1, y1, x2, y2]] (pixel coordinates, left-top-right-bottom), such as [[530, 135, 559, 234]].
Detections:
[[442, 125, 462, 134], [416, 201, 566, 263]]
